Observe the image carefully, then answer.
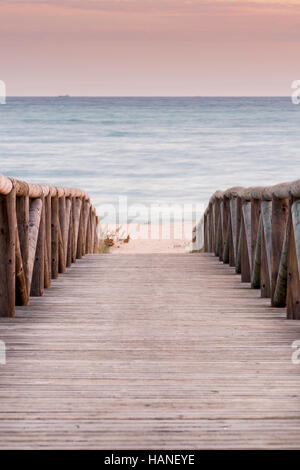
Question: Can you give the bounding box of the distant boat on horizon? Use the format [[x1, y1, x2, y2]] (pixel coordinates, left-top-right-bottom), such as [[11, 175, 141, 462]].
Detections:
[[57, 94, 70, 98]]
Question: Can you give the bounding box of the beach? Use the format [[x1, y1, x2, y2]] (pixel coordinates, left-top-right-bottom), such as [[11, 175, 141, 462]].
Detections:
[[99, 222, 195, 253]]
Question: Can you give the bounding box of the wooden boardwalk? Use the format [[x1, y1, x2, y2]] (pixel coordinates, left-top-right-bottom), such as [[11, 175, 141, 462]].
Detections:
[[1, 253, 300, 449]]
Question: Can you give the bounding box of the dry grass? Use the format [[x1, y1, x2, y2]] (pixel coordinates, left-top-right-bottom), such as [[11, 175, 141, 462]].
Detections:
[[97, 225, 131, 253]]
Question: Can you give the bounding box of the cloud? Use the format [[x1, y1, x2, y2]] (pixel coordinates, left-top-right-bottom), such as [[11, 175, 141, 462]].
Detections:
[[1, 0, 300, 12]]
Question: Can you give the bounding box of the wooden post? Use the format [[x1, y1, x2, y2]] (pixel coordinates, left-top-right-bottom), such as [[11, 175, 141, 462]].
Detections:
[[91, 212, 96, 253], [209, 202, 214, 253], [31, 197, 45, 297], [0, 186, 16, 317], [67, 199, 74, 267], [82, 200, 90, 256], [93, 215, 99, 253], [236, 224, 242, 274], [251, 198, 261, 269], [44, 193, 51, 288], [15, 227, 28, 306], [76, 204, 84, 260], [271, 196, 289, 305], [86, 208, 93, 254], [16, 191, 29, 294], [218, 201, 224, 261], [222, 197, 230, 263], [273, 214, 289, 307], [229, 197, 237, 266], [58, 195, 66, 273], [214, 200, 221, 256], [28, 198, 43, 293], [72, 197, 82, 262], [51, 193, 59, 279], [64, 198, 71, 265], [58, 219, 65, 273], [287, 199, 300, 319], [251, 217, 261, 289], [235, 197, 242, 273], [260, 200, 272, 298], [241, 201, 251, 282]]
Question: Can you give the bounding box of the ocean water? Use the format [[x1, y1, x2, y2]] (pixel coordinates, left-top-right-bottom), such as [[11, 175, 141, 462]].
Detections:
[[0, 97, 299, 222]]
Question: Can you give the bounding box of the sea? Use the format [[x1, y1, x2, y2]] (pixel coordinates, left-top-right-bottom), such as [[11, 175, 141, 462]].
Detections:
[[0, 97, 299, 223]]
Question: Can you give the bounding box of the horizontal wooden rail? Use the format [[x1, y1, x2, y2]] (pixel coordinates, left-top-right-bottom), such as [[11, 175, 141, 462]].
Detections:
[[197, 180, 300, 319], [0, 173, 99, 317]]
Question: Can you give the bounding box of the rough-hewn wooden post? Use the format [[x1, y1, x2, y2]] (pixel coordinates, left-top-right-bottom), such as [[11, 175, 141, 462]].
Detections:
[[241, 200, 251, 283], [28, 197, 43, 293], [64, 197, 71, 265], [44, 191, 52, 288], [67, 198, 74, 267], [222, 196, 230, 263], [251, 197, 261, 269], [271, 192, 289, 305], [76, 202, 84, 260], [91, 211, 96, 253], [260, 198, 272, 298], [58, 193, 66, 273], [273, 211, 289, 307], [51, 191, 59, 279], [83, 200, 90, 256], [72, 197, 82, 262], [15, 227, 28, 306], [93, 214, 99, 253], [15, 182, 30, 294], [31, 196, 45, 297], [214, 199, 221, 256], [203, 211, 208, 253], [286, 198, 300, 319], [0, 182, 16, 317], [86, 208, 93, 254]]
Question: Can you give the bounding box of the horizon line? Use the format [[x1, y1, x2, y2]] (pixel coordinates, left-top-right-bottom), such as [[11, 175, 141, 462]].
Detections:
[[5, 95, 292, 98]]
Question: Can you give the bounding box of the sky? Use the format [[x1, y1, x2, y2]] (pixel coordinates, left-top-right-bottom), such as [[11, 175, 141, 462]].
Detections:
[[0, 0, 300, 96]]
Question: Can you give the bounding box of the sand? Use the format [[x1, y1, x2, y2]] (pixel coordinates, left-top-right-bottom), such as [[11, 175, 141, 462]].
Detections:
[[99, 222, 195, 254]]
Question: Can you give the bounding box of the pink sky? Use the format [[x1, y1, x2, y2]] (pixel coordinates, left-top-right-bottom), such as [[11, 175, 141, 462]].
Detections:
[[0, 0, 299, 96]]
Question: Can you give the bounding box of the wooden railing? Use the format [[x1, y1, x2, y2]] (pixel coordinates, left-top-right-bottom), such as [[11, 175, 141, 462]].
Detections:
[[199, 181, 300, 319], [0, 173, 99, 317]]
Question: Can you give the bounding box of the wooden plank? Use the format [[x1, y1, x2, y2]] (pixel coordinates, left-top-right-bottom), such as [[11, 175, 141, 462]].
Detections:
[[0, 253, 300, 448]]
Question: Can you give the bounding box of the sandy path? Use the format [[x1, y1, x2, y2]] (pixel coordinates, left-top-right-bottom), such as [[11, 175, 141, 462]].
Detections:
[[99, 222, 194, 254]]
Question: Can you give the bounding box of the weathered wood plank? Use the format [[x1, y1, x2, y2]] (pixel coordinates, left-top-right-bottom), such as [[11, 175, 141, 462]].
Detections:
[[0, 253, 300, 448]]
